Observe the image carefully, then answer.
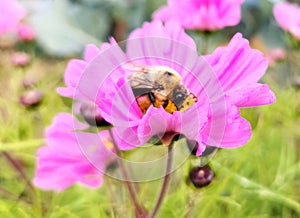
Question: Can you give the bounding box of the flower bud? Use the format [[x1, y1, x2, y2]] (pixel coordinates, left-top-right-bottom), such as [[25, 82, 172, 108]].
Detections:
[[189, 166, 214, 188], [20, 89, 43, 107], [11, 52, 31, 66], [22, 78, 36, 89], [80, 102, 110, 127]]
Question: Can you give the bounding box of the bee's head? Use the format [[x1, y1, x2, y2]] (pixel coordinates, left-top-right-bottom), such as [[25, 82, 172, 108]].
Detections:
[[151, 66, 182, 96], [172, 85, 188, 107], [162, 69, 181, 80]]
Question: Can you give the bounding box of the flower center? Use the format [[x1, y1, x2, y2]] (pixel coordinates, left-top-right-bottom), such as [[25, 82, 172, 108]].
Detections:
[[128, 65, 197, 114]]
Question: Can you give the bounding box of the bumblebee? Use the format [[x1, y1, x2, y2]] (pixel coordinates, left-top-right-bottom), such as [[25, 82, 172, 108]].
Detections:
[[127, 64, 197, 114]]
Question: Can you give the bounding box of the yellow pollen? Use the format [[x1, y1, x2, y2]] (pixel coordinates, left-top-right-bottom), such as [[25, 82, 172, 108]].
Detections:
[[103, 138, 113, 150]]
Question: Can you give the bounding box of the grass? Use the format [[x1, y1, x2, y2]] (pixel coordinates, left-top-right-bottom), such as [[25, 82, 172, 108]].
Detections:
[[0, 45, 299, 218]]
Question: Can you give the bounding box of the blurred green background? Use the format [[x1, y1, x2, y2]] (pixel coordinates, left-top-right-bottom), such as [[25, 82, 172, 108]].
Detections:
[[0, 0, 299, 217]]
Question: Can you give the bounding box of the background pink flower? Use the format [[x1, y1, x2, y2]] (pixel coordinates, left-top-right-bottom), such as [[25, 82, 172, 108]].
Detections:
[[33, 113, 115, 192], [0, 0, 26, 36], [17, 24, 36, 41], [266, 48, 286, 66], [273, 2, 300, 41], [153, 0, 244, 31]]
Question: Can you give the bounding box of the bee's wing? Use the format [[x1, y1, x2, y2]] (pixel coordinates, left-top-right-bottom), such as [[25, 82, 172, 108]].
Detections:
[[125, 63, 154, 90], [129, 75, 153, 89], [122, 63, 150, 73], [129, 73, 154, 97]]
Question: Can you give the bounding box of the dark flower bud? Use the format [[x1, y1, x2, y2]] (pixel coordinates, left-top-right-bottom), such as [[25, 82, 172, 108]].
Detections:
[[189, 166, 214, 188], [80, 102, 110, 127], [20, 89, 43, 107]]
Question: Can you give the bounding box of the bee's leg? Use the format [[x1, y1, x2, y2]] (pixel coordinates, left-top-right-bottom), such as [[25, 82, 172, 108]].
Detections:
[[163, 100, 169, 109], [148, 92, 156, 105], [163, 99, 178, 113]]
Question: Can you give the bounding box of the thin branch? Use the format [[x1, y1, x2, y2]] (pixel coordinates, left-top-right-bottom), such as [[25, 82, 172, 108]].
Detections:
[[0, 185, 18, 200], [2, 151, 34, 191], [108, 130, 146, 217], [149, 144, 174, 218], [0, 186, 32, 204]]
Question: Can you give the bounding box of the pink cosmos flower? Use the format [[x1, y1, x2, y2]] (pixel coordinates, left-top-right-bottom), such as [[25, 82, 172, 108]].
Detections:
[[0, 0, 26, 36], [33, 113, 115, 192], [17, 24, 36, 41], [266, 48, 286, 66], [152, 0, 244, 31], [58, 21, 275, 156], [273, 2, 300, 41]]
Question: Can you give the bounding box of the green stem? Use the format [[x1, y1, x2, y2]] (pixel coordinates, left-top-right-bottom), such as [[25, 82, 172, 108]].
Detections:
[[149, 144, 174, 218], [0, 139, 44, 151], [108, 130, 146, 217], [200, 32, 210, 55]]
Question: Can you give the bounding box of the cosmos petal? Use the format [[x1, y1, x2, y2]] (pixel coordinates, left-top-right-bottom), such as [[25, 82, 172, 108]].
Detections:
[[56, 60, 86, 98], [137, 107, 171, 144], [74, 44, 127, 104], [205, 33, 268, 91], [104, 80, 143, 149], [84, 44, 101, 62], [202, 106, 252, 149], [127, 21, 198, 73], [225, 83, 276, 107], [137, 102, 208, 146]]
